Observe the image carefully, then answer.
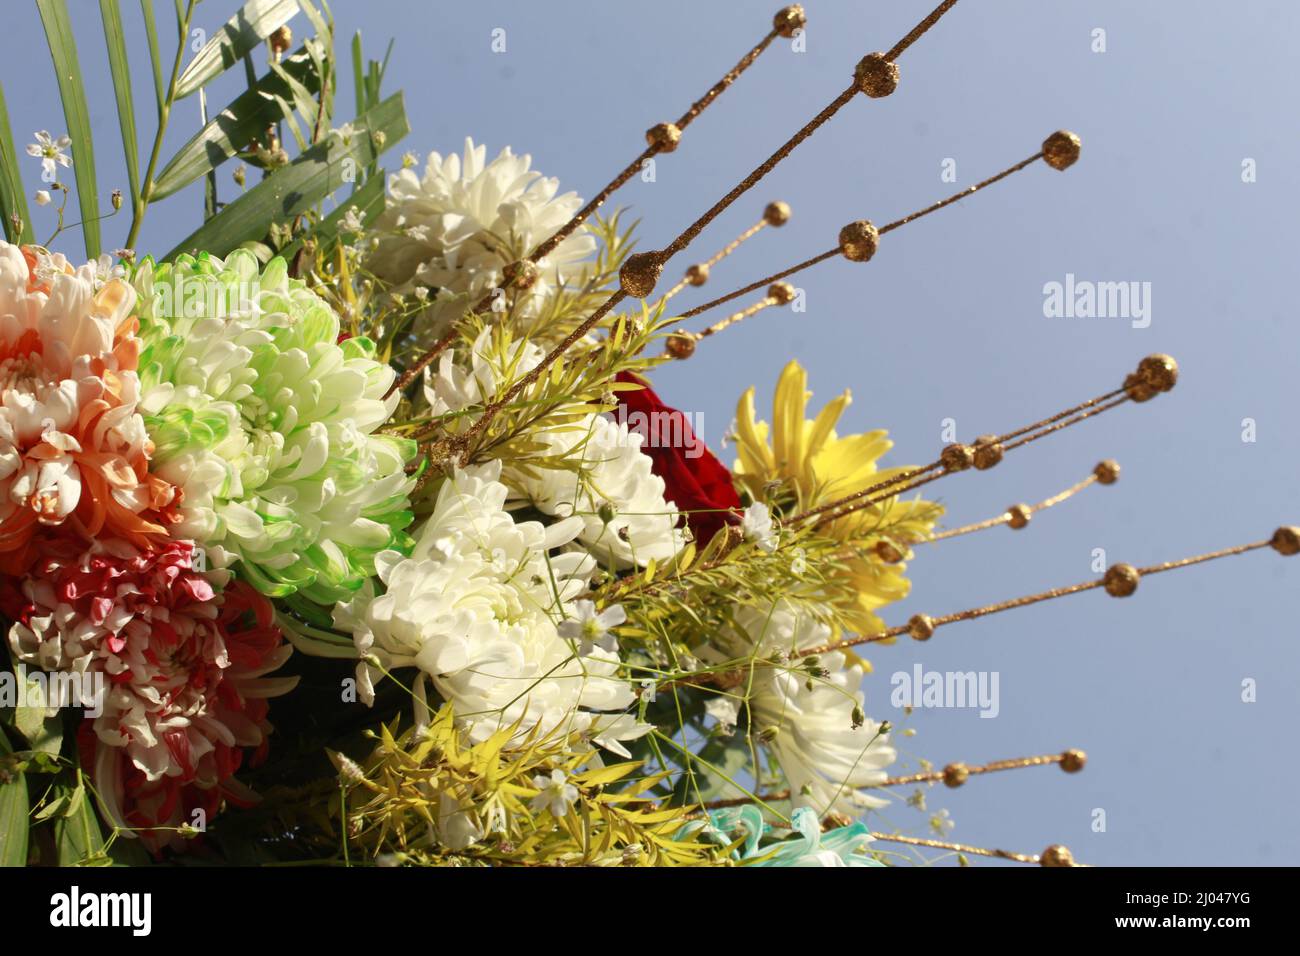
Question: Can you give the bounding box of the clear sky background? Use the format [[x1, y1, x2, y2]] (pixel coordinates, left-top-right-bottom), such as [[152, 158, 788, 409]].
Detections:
[[7, 0, 1298, 866]]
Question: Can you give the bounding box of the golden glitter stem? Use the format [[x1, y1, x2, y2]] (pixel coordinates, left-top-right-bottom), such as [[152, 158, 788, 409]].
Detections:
[[527, 25, 781, 270], [676, 248, 838, 321], [450, 291, 629, 458], [674, 147, 1050, 325], [799, 537, 1276, 655], [668, 293, 780, 355], [439, 0, 965, 452], [698, 751, 1078, 810], [867, 833, 1051, 865], [385, 21, 784, 399], [658, 218, 770, 305], [925, 473, 1099, 542], [872, 753, 1068, 787], [884, 0, 963, 61], [877, 150, 1043, 235], [793, 383, 1137, 528], [661, 85, 857, 263]]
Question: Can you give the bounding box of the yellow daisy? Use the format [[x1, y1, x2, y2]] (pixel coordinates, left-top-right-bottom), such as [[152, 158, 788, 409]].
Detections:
[[733, 360, 941, 634]]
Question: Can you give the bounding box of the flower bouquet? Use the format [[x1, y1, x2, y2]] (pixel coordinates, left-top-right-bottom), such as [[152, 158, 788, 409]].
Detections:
[[0, 0, 1292, 870]]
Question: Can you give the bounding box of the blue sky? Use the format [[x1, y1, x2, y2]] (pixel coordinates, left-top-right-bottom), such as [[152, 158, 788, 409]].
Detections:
[[7, 0, 1298, 865]]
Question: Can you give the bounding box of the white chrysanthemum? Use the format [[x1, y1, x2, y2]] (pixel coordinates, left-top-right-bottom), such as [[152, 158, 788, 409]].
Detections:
[[423, 327, 544, 428], [0, 242, 172, 571], [510, 413, 686, 569], [367, 138, 597, 341], [422, 331, 685, 569], [133, 251, 416, 603], [334, 461, 648, 753], [728, 602, 896, 817]]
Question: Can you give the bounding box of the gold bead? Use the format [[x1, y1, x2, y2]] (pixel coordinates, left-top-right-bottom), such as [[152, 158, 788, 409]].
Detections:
[[685, 263, 710, 286], [774, 4, 806, 38], [1060, 749, 1087, 773], [1103, 562, 1140, 597], [874, 539, 905, 564], [619, 251, 665, 299], [1040, 844, 1075, 867], [664, 332, 698, 360], [907, 613, 935, 642], [1041, 130, 1082, 171], [269, 25, 293, 57], [939, 442, 975, 473], [853, 52, 899, 98], [1137, 353, 1178, 393], [645, 122, 682, 153], [973, 437, 1004, 470], [1006, 504, 1031, 530], [1124, 372, 1158, 403], [768, 281, 796, 305], [1270, 526, 1300, 556], [942, 763, 969, 788], [1093, 459, 1121, 485], [764, 200, 792, 226], [501, 259, 539, 291], [837, 220, 879, 262]]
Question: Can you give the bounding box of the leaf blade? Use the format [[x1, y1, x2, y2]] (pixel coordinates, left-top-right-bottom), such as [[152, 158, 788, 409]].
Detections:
[[164, 91, 408, 261], [174, 0, 299, 100], [0, 82, 34, 244], [0, 731, 29, 867], [100, 0, 141, 204], [152, 49, 320, 201], [36, 0, 102, 258]]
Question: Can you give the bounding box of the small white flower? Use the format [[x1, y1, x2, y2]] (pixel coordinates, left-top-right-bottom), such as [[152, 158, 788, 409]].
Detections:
[[34, 190, 51, 206], [742, 501, 778, 552], [704, 696, 740, 736], [27, 131, 72, 179], [721, 417, 738, 449], [412, 286, 429, 301], [530, 769, 579, 818], [639, 680, 657, 703], [331, 122, 357, 145], [339, 205, 364, 235], [91, 253, 125, 287], [791, 548, 807, 575], [558, 600, 627, 657]]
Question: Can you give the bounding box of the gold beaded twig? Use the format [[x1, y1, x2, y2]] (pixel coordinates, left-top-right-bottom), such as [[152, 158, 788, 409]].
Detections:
[[437, 0, 967, 461], [655, 202, 791, 307], [698, 749, 1087, 810], [792, 355, 1174, 529], [669, 134, 1077, 331], [868, 833, 1082, 867], [883, 749, 1087, 788], [384, 6, 802, 399], [921, 461, 1118, 543], [796, 526, 1300, 655], [664, 280, 798, 358]]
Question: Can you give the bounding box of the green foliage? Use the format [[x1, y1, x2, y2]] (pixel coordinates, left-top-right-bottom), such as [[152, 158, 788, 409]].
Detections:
[[37, 0, 103, 258], [329, 709, 725, 867], [0, 729, 30, 867], [173, 0, 298, 100], [152, 48, 322, 200]]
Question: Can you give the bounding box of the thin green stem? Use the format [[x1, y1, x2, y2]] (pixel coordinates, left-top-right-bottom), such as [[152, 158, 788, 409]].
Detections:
[[125, 0, 197, 250]]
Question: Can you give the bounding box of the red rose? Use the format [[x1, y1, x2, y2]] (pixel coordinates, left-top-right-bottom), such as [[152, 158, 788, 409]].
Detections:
[[614, 372, 741, 546]]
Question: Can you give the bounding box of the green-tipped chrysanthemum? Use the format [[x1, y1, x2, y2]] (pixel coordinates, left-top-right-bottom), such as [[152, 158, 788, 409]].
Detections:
[[133, 250, 416, 604]]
